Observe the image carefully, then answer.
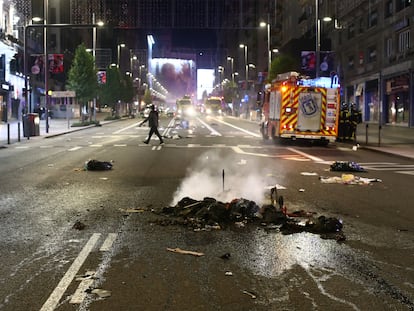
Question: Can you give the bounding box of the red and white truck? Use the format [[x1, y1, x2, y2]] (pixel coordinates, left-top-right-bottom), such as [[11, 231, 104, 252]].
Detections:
[[260, 71, 341, 145]]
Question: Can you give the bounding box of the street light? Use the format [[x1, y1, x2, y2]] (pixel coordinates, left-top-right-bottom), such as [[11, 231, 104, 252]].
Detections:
[[117, 43, 125, 68], [260, 20, 271, 73], [239, 44, 248, 90], [227, 56, 234, 83], [315, 0, 332, 78]]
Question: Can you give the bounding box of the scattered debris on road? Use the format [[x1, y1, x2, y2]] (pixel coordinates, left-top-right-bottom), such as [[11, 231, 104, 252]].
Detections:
[[72, 220, 86, 230], [166, 247, 205, 257], [320, 174, 381, 185], [90, 288, 112, 299], [242, 290, 257, 299]]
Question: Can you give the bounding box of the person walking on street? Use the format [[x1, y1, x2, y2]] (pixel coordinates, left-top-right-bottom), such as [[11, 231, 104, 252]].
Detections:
[[139, 104, 164, 145]]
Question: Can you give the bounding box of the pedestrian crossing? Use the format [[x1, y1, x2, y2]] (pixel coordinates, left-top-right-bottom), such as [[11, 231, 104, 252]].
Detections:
[[358, 162, 414, 175]]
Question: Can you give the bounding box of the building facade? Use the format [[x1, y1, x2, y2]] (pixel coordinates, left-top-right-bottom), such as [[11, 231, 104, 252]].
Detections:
[[280, 0, 413, 127]]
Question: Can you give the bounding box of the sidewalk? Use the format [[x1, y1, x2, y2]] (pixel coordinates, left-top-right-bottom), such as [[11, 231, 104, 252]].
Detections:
[[0, 112, 114, 146], [2, 116, 414, 160], [351, 123, 414, 160]]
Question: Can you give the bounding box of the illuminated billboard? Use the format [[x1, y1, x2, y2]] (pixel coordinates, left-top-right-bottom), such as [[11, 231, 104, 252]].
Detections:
[[197, 69, 215, 100], [150, 58, 196, 99]]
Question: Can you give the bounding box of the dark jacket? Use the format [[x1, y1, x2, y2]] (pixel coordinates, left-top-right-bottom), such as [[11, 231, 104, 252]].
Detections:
[[143, 109, 159, 128]]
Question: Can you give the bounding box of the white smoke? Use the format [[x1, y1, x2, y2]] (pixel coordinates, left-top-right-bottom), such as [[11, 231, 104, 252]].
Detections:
[[171, 150, 278, 205]]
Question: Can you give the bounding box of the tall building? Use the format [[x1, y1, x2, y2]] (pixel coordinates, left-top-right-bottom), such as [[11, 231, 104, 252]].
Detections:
[[278, 0, 413, 128]]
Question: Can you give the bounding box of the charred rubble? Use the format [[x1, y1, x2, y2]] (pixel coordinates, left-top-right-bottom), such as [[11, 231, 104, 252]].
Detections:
[[154, 191, 345, 241]]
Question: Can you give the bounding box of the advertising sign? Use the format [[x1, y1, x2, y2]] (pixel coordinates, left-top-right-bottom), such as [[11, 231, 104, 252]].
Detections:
[[150, 58, 196, 99]]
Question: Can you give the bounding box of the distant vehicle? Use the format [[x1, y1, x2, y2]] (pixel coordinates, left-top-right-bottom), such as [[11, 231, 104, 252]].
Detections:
[[204, 96, 224, 116], [176, 95, 196, 117]]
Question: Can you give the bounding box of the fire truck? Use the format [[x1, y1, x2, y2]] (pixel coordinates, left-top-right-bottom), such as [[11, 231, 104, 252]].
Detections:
[[260, 71, 340, 145]]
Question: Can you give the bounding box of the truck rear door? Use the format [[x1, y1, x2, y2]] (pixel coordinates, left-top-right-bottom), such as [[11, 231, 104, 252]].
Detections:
[[297, 90, 322, 132]]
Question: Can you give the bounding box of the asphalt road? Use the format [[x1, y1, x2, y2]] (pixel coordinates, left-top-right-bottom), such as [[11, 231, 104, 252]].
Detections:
[[0, 115, 413, 311]]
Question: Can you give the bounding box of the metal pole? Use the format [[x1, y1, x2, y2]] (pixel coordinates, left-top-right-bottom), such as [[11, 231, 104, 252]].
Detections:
[[315, 0, 320, 78], [24, 26, 29, 113], [44, 0, 49, 133], [245, 45, 248, 88], [267, 21, 271, 73], [7, 123, 10, 144], [93, 13, 97, 122]]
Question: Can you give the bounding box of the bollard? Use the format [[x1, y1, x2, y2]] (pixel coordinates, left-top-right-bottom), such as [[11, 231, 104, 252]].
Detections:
[[378, 125, 382, 147], [18, 122, 21, 142], [365, 123, 369, 145], [7, 123, 10, 144]]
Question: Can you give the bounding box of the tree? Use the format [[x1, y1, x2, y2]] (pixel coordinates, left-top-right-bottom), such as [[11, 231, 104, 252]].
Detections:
[[143, 88, 152, 106], [121, 74, 134, 104], [66, 43, 98, 121], [99, 66, 122, 114], [268, 54, 300, 82]]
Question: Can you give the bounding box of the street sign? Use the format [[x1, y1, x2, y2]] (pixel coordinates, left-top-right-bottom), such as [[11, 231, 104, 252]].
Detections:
[[50, 91, 76, 98]]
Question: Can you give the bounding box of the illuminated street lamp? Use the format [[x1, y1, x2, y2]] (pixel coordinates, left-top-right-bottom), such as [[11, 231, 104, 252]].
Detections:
[[227, 56, 234, 83], [315, 0, 332, 78], [117, 43, 125, 68], [239, 44, 248, 90], [260, 20, 271, 73]]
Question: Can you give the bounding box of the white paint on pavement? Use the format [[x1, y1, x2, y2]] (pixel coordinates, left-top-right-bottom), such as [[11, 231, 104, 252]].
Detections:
[[196, 117, 222, 136], [209, 117, 261, 137], [99, 233, 118, 252], [40, 233, 101, 311], [68, 146, 82, 151], [287, 147, 325, 163]]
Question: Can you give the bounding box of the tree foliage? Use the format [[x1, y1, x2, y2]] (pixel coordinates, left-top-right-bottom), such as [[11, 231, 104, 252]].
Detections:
[[143, 88, 152, 105], [268, 54, 300, 82], [121, 74, 134, 103], [99, 66, 122, 108], [66, 43, 98, 106]]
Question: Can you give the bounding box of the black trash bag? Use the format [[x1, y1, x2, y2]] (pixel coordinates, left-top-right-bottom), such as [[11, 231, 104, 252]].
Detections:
[[330, 161, 366, 172], [85, 159, 113, 171]]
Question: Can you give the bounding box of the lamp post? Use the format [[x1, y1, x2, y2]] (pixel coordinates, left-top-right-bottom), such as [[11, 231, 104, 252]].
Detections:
[[44, 0, 49, 133], [260, 20, 271, 73], [239, 44, 248, 90], [315, 0, 332, 78], [117, 43, 125, 68], [227, 56, 234, 83], [24, 21, 104, 118], [130, 53, 137, 75]]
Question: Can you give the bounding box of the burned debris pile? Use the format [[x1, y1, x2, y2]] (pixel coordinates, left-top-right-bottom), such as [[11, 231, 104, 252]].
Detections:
[[156, 193, 344, 240]]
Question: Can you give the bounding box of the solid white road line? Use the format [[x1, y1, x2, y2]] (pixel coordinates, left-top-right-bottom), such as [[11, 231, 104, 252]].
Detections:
[[69, 276, 94, 304], [68, 146, 82, 151], [210, 117, 261, 137], [99, 233, 117, 252], [113, 122, 142, 134], [287, 147, 325, 163], [196, 117, 222, 136], [39, 233, 101, 311]]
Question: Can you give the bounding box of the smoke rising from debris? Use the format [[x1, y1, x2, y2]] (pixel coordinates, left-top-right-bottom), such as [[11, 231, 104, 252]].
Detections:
[[171, 150, 277, 205]]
